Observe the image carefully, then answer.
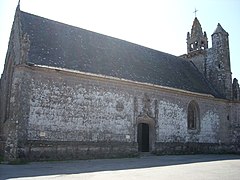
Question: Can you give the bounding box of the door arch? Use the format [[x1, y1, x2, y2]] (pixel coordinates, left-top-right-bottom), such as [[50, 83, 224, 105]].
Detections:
[[136, 114, 156, 152]]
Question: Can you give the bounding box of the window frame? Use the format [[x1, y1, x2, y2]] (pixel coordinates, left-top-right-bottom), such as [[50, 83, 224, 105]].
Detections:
[[187, 100, 200, 133]]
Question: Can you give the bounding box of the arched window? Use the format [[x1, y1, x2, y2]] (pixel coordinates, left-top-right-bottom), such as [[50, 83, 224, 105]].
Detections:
[[187, 101, 200, 131]]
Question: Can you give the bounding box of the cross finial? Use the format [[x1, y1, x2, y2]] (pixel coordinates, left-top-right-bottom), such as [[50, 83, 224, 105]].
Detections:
[[193, 8, 198, 17]]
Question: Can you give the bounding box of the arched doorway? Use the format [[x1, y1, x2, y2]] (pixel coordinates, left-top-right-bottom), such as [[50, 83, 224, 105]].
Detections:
[[137, 123, 149, 152], [136, 114, 155, 152]]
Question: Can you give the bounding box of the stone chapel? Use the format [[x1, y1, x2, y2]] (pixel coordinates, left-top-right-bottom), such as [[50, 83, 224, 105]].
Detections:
[[0, 5, 239, 161]]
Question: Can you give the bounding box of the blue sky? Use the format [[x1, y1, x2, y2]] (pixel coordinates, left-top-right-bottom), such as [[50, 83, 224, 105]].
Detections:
[[0, 0, 239, 80]]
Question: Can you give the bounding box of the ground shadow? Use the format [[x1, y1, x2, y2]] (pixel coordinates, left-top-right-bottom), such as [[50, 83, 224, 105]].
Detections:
[[0, 154, 240, 179]]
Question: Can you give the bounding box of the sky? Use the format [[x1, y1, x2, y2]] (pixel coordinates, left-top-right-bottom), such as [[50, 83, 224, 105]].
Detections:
[[0, 0, 239, 80]]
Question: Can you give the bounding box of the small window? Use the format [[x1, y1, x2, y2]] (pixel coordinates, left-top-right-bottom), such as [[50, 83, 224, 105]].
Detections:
[[187, 101, 200, 131], [188, 105, 196, 129], [190, 44, 194, 49]]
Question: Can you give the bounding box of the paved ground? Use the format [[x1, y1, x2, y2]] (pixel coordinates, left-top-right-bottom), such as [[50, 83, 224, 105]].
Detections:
[[0, 154, 240, 180]]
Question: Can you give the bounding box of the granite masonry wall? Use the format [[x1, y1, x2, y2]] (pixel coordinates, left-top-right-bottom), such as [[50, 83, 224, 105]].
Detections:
[[0, 10, 24, 160], [2, 65, 240, 161]]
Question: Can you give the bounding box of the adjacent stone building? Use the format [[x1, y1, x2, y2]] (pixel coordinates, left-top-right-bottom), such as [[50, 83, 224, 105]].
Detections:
[[0, 5, 239, 161]]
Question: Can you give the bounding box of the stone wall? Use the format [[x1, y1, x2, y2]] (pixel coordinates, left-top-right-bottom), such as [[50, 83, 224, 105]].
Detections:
[[231, 103, 240, 147], [27, 70, 135, 142], [184, 51, 206, 76], [0, 9, 23, 159], [19, 66, 137, 160], [206, 48, 232, 99], [3, 65, 240, 160], [1, 68, 31, 161]]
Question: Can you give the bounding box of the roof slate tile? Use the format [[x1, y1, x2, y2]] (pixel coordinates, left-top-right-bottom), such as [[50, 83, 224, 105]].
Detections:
[[20, 11, 221, 97]]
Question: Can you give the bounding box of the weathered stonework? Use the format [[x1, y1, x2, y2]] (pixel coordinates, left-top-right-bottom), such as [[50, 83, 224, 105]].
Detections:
[[184, 20, 233, 100], [0, 7, 239, 161], [181, 20, 240, 152], [1, 65, 238, 161], [233, 78, 240, 101]]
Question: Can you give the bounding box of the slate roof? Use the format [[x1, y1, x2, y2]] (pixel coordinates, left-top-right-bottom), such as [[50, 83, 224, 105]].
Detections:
[[213, 23, 228, 35], [20, 11, 221, 97]]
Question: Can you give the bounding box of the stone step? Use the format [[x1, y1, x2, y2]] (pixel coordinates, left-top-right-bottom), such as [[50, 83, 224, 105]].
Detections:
[[139, 152, 155, 157]]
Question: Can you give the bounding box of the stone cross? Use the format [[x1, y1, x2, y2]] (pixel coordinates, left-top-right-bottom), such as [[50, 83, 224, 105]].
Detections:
[[193, 8, 198, 17]]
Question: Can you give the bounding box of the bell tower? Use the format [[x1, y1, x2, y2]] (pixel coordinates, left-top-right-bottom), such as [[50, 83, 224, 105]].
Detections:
[[182, 17, 209, 75], [187, 17, 208, 53], [182, 13, 233, 100]]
